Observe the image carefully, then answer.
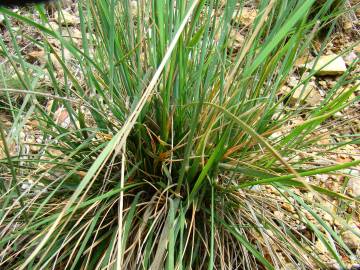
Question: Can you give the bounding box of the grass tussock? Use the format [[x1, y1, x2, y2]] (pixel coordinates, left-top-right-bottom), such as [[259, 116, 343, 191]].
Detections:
[[0, 0, 359, 269]]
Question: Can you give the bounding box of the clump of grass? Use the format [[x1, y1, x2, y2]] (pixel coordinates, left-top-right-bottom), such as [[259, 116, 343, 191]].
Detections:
[[0, 0, 359, 269]]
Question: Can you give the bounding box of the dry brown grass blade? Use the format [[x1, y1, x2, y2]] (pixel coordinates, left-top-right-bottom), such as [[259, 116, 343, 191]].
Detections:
[[223, 0, 276, 99], [116, 144, 126, 270]]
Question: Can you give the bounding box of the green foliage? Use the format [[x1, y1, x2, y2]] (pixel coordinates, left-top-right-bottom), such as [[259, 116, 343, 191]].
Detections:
[[0, 0, 359, 269]]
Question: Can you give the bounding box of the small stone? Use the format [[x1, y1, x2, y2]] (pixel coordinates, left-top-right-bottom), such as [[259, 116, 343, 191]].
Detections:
[[49, 53, 62, 71], [30, 144, 41, 153], [63, 27, 83, 47], [328, 260, 341, 270], [343, 19, 353, 31], [232, 7, 257, 26], [345, 52, 358, 64], [304, 193, 314, 203], [342, 227, 360, 250], [21, 182, 31, 191], [27, 49, 46, 65], [48, 21, 60, 31], [269, 131, 282, 140], [48, 148, 63, 157], [266, 229, 274, 238], [350, 264, 360, 270], [266, 185, 280, 196], [250, 185, 262, 192], [337, 154, 353, 163], [130, 1, 138, 17], [327, 80, 337, 89], [295, 56, 312, 67], [281, 202, 295, 213], [355, 44, 360, 54], [319, 80, 327, 88], [228, 30, 245, 50], [283, 82, 322, 106], [48, 36, 61, 49], [334, 217, 342, 227], [319, 204, 334, 225], [274, 210, 285, 220], [281, 263, 297, 270], [325, 181, 340, 192], [315, 239, 328, 254], [292, 214, 300, 224], [291, 117, 304, 126], [317, 133, 332, 146], [54, 107, 70, 128], [306, 55, 347, 76], [0, 14, 4, 25], [347, 178, 360, 197], [315, 174, 328, 183], [280, 85, 291, 95], [0, 142, 4, 159], [287, 76, 298, 88], [306, 91, 323, 106], [54, 10, 79, 26]]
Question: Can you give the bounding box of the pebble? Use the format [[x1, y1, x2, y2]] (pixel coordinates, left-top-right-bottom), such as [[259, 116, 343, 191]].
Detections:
[[320, 210, 333, 224], [306, 55, 347, 76], [292, 214, 300, 224], [281, 263, 297, 270], [315, 174, 328, 183], [130, 1, 138, 17], [304, 192, 314, 203], [54, 10, 79, 26], [327, 80, 337, 89], [232, 7, 257, 26], [228, 30, 245, 50], [281, 202, 295, 213], [21, 182, 31, 191], [287, 76, 298, 88], [274, 210, 285, 220], [319, 80, 327, 88], [27, 49, 46, 65], [354, 44, 360, 54], [328, 260, 341, 270], [282, 82, 322, 106], [343, 19, 353, 31], [266, 185, 280, 196], [48, 21, 60, 31], [350, 264, 360, 270], [304, 210, 316, 221], [344, 52, 358, 64], [49, 53, 63, 71], [342, 227, 360, 250], [315, 239, 328, 254], [347, 178, 360, 197]]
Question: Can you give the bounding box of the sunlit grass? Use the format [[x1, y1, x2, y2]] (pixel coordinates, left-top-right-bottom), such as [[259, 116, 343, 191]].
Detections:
[[0, 0, 359, 269]]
